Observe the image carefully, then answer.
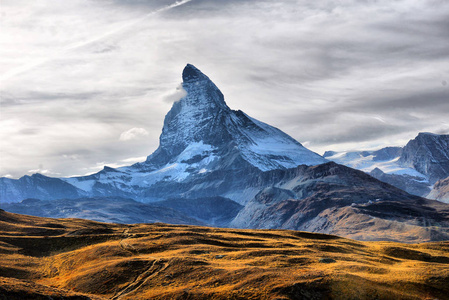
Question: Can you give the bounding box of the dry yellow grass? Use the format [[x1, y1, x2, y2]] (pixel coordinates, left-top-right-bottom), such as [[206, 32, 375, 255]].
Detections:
[[1, 209, 449, 299]]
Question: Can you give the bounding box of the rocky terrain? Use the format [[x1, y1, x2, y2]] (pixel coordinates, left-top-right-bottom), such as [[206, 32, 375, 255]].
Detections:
[[2, 209, 449, 300]]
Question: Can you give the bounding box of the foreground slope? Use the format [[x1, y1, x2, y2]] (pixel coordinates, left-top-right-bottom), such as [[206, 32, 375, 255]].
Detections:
[[1, 210, 449, 300]]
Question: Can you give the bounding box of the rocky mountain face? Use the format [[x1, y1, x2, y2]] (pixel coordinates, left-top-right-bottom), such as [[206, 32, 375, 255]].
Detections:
[[231, 161, 449, 242], [141, 64, 327, 173], [6, 161, 449, 241], [428, 176, 449, 203], [324, 133, 449, 199], [398, 133, 449, 183], [1, 64, 449, 242]]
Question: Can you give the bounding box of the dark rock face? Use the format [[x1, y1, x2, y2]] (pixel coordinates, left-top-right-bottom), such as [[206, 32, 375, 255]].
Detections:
[[148, 64, 231, 166], [143, 64, 325, 173], [398, 133, 449, 183]]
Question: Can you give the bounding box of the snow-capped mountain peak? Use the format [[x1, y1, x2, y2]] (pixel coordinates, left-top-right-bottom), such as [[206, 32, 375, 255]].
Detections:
[[145, 64, 326, 172]]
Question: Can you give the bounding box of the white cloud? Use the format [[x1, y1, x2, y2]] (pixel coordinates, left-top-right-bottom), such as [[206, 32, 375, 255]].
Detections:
[[27, 169, 50, 175], [120, 156, 147, 163], [162, 83, 187, 103], [119, 128, 149, 141]]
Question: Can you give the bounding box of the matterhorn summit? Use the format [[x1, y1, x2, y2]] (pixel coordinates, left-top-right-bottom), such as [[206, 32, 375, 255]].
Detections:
[[145, 64, 327, 172]]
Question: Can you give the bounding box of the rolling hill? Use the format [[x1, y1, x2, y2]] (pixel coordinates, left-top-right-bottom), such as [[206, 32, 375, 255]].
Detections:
[[1, 209, 449, 299]]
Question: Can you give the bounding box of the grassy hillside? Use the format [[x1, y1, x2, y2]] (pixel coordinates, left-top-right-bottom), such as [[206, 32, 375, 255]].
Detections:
[[1, 209, 449, 299]]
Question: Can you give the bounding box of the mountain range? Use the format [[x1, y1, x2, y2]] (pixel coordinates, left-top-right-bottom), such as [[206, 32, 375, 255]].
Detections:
[[324, 132, 449, 201], [1, 64, 449, 243]]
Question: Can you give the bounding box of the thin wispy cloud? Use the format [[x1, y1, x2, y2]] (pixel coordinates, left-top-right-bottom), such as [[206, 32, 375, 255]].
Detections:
[[1, 0, 448, 178], [0, 0, 193, 82]]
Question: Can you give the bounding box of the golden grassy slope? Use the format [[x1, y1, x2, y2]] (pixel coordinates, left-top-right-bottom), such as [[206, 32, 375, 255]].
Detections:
[[1, 209, 449, 300]]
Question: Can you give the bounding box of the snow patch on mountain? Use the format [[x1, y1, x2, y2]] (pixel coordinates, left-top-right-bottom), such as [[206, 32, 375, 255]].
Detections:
[[233, 113, 326, 171], [129, 141, 218, 186], [324, 151, 426, 179], [64, 178, 96, 192]]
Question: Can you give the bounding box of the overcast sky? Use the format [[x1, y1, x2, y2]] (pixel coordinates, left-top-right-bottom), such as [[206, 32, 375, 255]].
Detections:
[[1, 0, 448, 178]]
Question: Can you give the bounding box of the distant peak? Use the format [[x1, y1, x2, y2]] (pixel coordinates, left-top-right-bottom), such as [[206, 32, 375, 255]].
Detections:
[[182, 64, 209, 83]]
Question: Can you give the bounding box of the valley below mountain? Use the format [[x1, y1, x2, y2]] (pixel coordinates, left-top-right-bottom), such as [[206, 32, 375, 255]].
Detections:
[[2, 209, 449, 300]]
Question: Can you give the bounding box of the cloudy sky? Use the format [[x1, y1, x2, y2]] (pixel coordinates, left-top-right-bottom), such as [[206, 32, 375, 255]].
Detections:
[[1, 0, 448, 178]]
